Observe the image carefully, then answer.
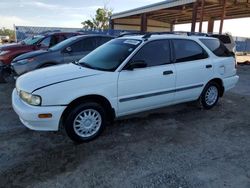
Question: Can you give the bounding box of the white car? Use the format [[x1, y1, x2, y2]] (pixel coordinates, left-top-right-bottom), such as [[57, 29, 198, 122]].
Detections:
[[12, 33, 239, 143]]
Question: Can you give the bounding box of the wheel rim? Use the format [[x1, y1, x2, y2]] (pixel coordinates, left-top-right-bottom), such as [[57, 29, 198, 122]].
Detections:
[[73, 109, 102, 138], [205, 86, 218, 106]]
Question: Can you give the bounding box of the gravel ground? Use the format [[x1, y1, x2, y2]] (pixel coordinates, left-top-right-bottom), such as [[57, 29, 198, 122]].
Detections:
[[0, 66, 249, 188]]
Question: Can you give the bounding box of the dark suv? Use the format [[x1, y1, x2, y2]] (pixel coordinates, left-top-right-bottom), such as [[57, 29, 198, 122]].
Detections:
[[11, 34, 114, 75], [0, 32, 81, 82]]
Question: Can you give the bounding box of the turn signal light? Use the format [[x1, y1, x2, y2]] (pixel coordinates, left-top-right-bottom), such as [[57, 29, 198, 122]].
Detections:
[[38, 114, 52, 118]]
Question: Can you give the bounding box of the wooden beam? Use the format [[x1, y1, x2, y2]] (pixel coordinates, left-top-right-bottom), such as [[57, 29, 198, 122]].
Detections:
[[140, 13, 147, 32], [109, 19, 114, 30], [219, 0, 227, 34], [192, 0, 199, 32], [199, 0, 205, 32], [207, 17, 215, 33]]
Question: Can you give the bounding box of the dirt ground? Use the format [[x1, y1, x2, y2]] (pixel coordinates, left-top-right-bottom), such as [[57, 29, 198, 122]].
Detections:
[[0, 66, 250, 188]]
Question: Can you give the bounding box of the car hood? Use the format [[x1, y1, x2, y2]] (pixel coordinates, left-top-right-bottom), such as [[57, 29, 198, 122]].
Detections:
[[16, 63, 103, 93], [0, 43, 30, 51], [13, 50, 49, 62]]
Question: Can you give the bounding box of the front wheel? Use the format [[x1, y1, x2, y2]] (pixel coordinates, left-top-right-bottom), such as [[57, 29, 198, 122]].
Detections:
[[64, 102, 107, 143], [200, 82, 220, 109]]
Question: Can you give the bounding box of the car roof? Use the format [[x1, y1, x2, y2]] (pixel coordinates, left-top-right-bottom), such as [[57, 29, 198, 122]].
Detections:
[[43, 32, 81, 36], [71, 34, 114, 39], [119, 34, 216, 41]]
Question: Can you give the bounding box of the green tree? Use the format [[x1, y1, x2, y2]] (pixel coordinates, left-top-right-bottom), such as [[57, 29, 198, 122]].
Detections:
[[81, 7, 112, 30], [0, 28, 15, 40]]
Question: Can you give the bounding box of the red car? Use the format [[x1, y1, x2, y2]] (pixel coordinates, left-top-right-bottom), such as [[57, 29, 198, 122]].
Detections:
[[0, 32, 81, 82]]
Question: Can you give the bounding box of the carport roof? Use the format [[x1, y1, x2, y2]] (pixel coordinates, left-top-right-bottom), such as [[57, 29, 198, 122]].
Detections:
[[111, 0, 196, 19], [111, 0, 250, 24]]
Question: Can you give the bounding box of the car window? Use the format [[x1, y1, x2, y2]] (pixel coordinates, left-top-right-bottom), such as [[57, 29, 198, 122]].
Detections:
[[172, 39, 208, 63], [57, 35, 66, 43], [130, 40, 171, 67], [82, 38, 96, 51], [200, 38, 234, 57], [70, 40, 84, 52], [64, 33, 78, 38], [69, 38, 96, 52], [50, 36, 79, 51], [96, 37, 113, 46], [211, 35, 231, 44], [50, 36, 58, 47], [39, 36, 51, 47], [78, 39, 142, 71], [21, 35, 44, 45]]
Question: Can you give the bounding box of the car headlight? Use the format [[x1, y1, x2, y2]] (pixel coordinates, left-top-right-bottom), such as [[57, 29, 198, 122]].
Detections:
[[16, 58, 35, 65], [19, 90, 42, 106], [0, 50, 10, 56]]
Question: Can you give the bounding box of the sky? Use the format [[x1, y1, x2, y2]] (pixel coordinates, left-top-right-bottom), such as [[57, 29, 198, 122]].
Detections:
[[0, 0, 250, 37]]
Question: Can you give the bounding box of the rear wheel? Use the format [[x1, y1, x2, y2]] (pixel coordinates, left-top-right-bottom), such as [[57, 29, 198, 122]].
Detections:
[[200, 82, 220, 109], [64, 102, 107, 143]]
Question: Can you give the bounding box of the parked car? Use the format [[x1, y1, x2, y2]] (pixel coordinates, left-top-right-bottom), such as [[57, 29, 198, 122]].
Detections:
[[12, 33, 239, 143], [210, 33, 236, 52], [11, 34, 114, 76], [0, 35, 10, 44], [0, 32, 81, 82]]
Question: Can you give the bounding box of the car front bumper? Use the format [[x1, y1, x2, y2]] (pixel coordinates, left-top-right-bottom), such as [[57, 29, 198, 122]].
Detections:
[[11, 62, 30, 76], [12, 89, 66, 131]]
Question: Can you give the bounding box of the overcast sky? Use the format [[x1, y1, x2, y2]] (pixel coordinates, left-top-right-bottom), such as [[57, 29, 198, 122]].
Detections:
[[0, 0, 249, 37]]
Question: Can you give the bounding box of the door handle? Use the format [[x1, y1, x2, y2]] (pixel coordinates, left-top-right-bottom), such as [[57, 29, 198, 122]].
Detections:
[[163, 70, 173, 75], [206, 65, 212, 69]]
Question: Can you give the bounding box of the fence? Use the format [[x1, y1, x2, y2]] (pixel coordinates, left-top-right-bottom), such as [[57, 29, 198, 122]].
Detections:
[[14, 26, 250, 52], [14, 25, 127, 42]]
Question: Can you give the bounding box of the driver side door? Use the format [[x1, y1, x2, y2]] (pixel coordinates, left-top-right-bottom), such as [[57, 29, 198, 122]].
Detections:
[[117, 40, 176, 116]]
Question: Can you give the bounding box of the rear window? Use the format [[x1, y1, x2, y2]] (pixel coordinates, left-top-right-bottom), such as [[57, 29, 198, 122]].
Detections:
[[172, 39, 208, 63], [211, 35, 231, 44], [200, 39, 234, 57]]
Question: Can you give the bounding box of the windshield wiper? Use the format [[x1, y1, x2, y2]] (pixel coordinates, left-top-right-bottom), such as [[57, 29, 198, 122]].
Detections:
[[79, 62, 96, 69], [72, 60, 79, 65], [77, 61, 108, 71]]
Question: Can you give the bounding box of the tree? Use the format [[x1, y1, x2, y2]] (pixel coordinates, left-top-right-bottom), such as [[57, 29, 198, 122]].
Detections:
[[0, 28, 15, 40], [81, 7, 112, 30]]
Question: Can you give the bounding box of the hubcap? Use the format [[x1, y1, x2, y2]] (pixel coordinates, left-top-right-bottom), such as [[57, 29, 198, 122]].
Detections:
[[205, 86, 218, 106], [73, 109, 102, 138]]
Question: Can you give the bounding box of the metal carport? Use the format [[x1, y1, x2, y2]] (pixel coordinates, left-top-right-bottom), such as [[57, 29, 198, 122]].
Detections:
[[110, 0, 250, 33]]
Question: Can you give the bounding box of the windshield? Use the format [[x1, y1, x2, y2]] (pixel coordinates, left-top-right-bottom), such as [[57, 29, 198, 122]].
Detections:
[[21, 35, 44, 45], [50, 36, 79, 51], [78, 39, 142, 71]]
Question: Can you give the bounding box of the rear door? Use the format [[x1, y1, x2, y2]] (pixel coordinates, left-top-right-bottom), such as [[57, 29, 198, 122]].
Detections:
[[118, 40, 176, 116], [172, 39, 213, 102], [63, 37, 96, 63]]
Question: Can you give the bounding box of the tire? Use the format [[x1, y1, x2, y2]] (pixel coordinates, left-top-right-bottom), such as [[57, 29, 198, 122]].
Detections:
[[64, 102, 107, 143], [200, 82, 220, 109], [0, 66, 14, 83]]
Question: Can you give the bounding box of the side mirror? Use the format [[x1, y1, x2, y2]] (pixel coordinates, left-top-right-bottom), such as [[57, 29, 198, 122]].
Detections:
[[65, 47, 72, 53], [126, 60, 147, 70]]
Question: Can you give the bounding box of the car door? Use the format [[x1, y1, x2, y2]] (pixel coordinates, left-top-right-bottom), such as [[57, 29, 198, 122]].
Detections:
[[117, 40, 176, 116], [172, 39, 214, 103], [63, 37, 96, 63]]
